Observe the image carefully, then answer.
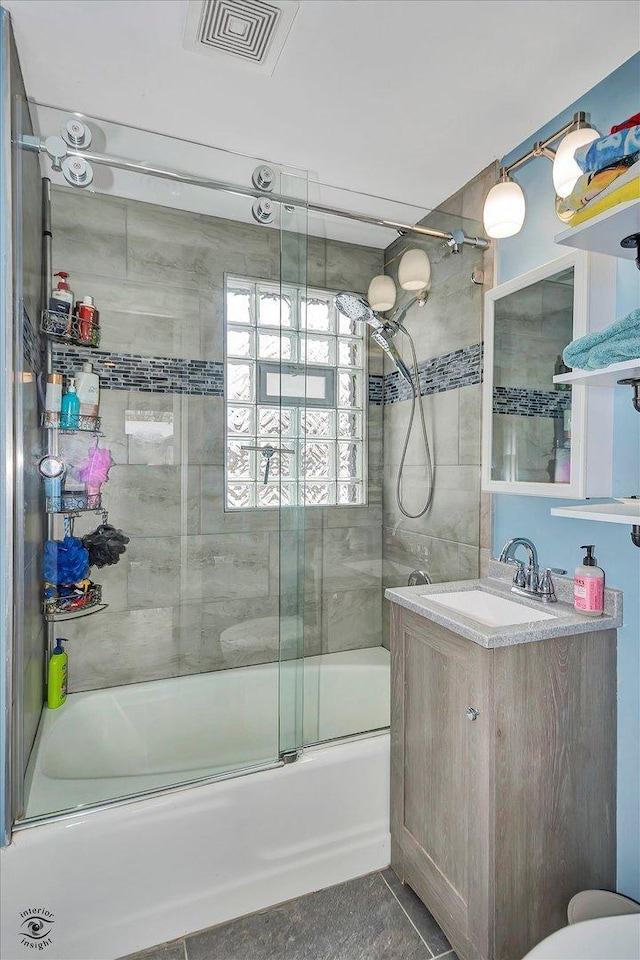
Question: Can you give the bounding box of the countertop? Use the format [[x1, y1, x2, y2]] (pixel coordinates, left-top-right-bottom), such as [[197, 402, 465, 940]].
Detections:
[[384, 561, 623, 649]]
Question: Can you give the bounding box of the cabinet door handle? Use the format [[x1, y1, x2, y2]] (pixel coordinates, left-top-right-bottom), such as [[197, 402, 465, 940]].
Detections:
[[466, 706, 480, 721]]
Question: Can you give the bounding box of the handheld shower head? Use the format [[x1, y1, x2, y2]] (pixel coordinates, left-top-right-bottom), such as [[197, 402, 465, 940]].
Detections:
[[371, 329, 416, 393], [335, 292, 415, 392], [334, 293, 385, 331]]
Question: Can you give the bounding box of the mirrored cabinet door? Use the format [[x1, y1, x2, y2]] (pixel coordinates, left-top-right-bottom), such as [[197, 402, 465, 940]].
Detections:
[[482, 251, 615, 498]]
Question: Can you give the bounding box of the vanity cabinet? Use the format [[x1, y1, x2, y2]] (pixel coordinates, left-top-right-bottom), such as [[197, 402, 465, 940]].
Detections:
[[390, 604, 617, 960]]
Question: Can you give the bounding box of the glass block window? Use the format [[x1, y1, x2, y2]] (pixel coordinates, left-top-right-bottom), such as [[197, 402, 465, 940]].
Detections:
[[225, 276, 367, 509]]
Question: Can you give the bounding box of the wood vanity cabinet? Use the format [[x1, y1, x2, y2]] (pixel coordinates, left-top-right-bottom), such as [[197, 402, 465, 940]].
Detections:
[[390, 604, 617, 960]]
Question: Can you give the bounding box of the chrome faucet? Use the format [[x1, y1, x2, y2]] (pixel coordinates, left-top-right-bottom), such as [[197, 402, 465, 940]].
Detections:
[[498, 537, 564, 604]]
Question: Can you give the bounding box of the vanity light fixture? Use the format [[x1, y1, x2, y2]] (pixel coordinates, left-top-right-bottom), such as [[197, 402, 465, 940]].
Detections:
[[367, 274, 397, 312], [483, 111, 599, 239], [367, 248, 432, 311]]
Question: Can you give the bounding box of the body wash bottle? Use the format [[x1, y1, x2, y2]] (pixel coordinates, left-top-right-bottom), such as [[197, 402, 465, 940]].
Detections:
[[574, 544, 604, 617], [75, 361, 100, 422], [60, 378, 81, 429], [47, 638, 68, 709]]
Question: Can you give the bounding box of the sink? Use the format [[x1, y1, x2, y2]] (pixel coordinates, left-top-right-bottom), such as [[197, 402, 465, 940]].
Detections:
[[424, 589, 557, 627]]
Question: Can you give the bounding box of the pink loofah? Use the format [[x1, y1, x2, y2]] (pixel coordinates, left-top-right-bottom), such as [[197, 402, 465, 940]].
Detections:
[[74, 438, 115, 488]]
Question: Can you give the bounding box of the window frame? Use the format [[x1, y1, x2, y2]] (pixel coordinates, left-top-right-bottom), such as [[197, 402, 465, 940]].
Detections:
[[223, 273, 368, 511]]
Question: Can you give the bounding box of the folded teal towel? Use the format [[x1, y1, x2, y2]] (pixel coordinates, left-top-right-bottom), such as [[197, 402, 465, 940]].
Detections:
[[574, 125, 640, 174], [563, 308, 640, 371]]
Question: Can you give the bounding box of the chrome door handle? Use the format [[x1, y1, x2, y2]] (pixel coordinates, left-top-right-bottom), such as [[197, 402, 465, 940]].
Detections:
[[466, 706, 480, 721]]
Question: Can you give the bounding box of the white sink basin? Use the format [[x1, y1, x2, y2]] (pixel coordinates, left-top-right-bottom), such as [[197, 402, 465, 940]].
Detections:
[[424, 589, 557, 628]]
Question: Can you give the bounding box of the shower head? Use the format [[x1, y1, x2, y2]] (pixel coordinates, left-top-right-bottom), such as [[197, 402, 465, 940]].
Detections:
[[334, 293, 385, 331], [335, 292, 415, 392], [371, 329, 415, 394]]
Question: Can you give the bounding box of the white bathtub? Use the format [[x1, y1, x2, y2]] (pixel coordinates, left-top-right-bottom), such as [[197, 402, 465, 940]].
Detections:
[[25, 646, 390, 818], [1, 648, 391, 960]]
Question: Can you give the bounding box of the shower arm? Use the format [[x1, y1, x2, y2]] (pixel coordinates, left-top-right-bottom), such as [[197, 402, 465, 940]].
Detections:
[[379, 293, 428, 337], [20, 135, 490, 251]]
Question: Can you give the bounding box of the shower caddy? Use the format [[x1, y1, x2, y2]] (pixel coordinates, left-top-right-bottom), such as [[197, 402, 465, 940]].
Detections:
[[40, 219, 109, 623]]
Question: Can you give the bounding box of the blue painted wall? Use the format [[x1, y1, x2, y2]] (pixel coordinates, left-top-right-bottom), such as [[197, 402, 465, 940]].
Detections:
[[493, 53, 640, 898]]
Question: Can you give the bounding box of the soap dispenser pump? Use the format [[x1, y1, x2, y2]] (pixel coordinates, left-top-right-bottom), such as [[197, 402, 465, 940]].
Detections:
[[574, 545, 604, 617]]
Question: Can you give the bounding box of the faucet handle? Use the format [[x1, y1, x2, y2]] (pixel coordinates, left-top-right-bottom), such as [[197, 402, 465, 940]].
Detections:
[[511, 560, 526, 588], [538, 568, 557, 602]]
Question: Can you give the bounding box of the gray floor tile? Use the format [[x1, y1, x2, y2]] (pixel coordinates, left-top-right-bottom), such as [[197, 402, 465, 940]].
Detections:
[[121, 942, 185, 960], [382, 868, 453, 956], [185, 872, 431, 960]]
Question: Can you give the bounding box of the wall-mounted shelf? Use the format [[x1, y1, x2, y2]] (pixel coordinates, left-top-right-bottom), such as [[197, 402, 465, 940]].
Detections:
[[45, 603, 108, 622], [553, 358, 640, 387], [45, 492, 102, 514], [41, 309, 101, 348], [43, 414, 101, 434], [550, 500, 640, 524], [551, 498, 640, 547], [555, 197, 640, 259]]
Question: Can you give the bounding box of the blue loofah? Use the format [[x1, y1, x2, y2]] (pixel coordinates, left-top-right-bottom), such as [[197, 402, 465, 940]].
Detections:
[[43, 536, 90, 585]]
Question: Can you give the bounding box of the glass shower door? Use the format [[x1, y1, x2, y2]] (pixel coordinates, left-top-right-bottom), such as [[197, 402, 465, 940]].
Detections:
[[16, 105, 312, 819]]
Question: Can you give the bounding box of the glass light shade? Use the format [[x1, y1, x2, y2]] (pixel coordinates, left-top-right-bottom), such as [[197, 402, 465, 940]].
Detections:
[[552, 127, 600, 198], [367, 274, 396, 312], [398, 248, 431, 291], [482, 179, 526, 239]]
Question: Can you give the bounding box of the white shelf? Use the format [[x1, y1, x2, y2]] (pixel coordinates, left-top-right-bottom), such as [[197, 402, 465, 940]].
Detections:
[[555, 197, 640, 259], [551, 500, 640, 525], [554, 358, 640, 386]]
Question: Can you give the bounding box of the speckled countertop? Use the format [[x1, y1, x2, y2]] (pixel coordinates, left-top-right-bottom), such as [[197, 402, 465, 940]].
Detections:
[[385, 561, 622, 649]]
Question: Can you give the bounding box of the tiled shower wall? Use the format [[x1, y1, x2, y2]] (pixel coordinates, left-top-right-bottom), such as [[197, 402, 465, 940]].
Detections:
[[51, 187, 384, 693], [381, 167, 496, 638]]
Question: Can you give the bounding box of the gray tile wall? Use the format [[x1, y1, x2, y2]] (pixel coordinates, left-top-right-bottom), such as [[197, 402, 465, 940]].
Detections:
[[381, 166, 496, 642], [50, 188, 384, 692]]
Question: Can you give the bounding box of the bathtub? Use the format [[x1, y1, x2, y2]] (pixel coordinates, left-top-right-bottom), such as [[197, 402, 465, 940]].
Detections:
[[1, 647, 390, 959], [24, 646, 390, 818]]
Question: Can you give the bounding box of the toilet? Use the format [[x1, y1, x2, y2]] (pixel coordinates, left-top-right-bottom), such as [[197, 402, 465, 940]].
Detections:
[[523, 891, 640, 960]]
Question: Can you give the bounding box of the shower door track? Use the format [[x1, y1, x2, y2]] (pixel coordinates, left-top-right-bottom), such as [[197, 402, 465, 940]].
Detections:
[[19, 136, 489, 250]]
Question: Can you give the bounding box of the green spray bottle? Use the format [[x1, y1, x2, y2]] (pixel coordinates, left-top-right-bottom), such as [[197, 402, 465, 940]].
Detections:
[[47, 638, 68, 709]]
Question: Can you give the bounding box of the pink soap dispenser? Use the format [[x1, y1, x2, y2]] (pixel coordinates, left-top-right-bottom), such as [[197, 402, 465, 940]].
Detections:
[[574, 544, 604, 617]]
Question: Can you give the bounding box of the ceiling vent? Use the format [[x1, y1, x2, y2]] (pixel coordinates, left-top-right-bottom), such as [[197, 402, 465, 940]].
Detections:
[[184, 0, 299, 74]]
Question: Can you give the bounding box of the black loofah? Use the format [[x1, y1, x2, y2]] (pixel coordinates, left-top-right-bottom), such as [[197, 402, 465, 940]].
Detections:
[[82, 524, 130, 568]]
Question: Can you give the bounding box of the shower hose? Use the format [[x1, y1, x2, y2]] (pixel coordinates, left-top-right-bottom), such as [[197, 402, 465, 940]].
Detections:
[[395, 323, 434, 519]]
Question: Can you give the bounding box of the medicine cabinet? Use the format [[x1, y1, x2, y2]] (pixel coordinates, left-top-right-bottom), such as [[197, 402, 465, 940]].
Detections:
[[482, 251, 616, 498]]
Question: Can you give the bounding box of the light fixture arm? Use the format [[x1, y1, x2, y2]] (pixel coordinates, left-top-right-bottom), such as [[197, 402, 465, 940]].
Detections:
[[502, 111, 591, 178]]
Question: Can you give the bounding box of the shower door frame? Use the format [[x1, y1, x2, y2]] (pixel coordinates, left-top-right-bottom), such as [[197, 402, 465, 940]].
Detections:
[[0, 7, 16, 846]]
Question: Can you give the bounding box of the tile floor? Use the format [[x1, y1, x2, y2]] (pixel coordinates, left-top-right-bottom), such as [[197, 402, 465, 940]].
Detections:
[[122, 870, 459, 960]]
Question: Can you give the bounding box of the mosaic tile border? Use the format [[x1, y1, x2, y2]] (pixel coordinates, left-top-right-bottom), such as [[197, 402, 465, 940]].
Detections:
[[493, 386, 572, 418], [368, 375, 384, 406], [383, 343, 482, 404], [49, 343, 484, 406], [23, 306, 41, 374], [52, 345, 224, 396]]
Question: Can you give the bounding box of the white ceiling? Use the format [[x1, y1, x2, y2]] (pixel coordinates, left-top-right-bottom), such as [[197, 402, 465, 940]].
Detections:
[[4, 0, 639, 211]]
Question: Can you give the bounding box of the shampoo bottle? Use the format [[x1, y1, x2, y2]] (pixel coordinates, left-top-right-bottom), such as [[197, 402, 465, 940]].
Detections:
[[49, 271, 74, 317], [75, 362, 100, 421], [60, 378, 81, 429], [77, 296, 97, 344], [574, 545, 604, 617], [47, 638, 68, 709], [44, 373, 63, 426]]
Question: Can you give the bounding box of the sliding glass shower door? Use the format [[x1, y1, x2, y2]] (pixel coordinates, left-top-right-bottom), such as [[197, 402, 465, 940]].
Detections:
[[17, 106, 309, 820]]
